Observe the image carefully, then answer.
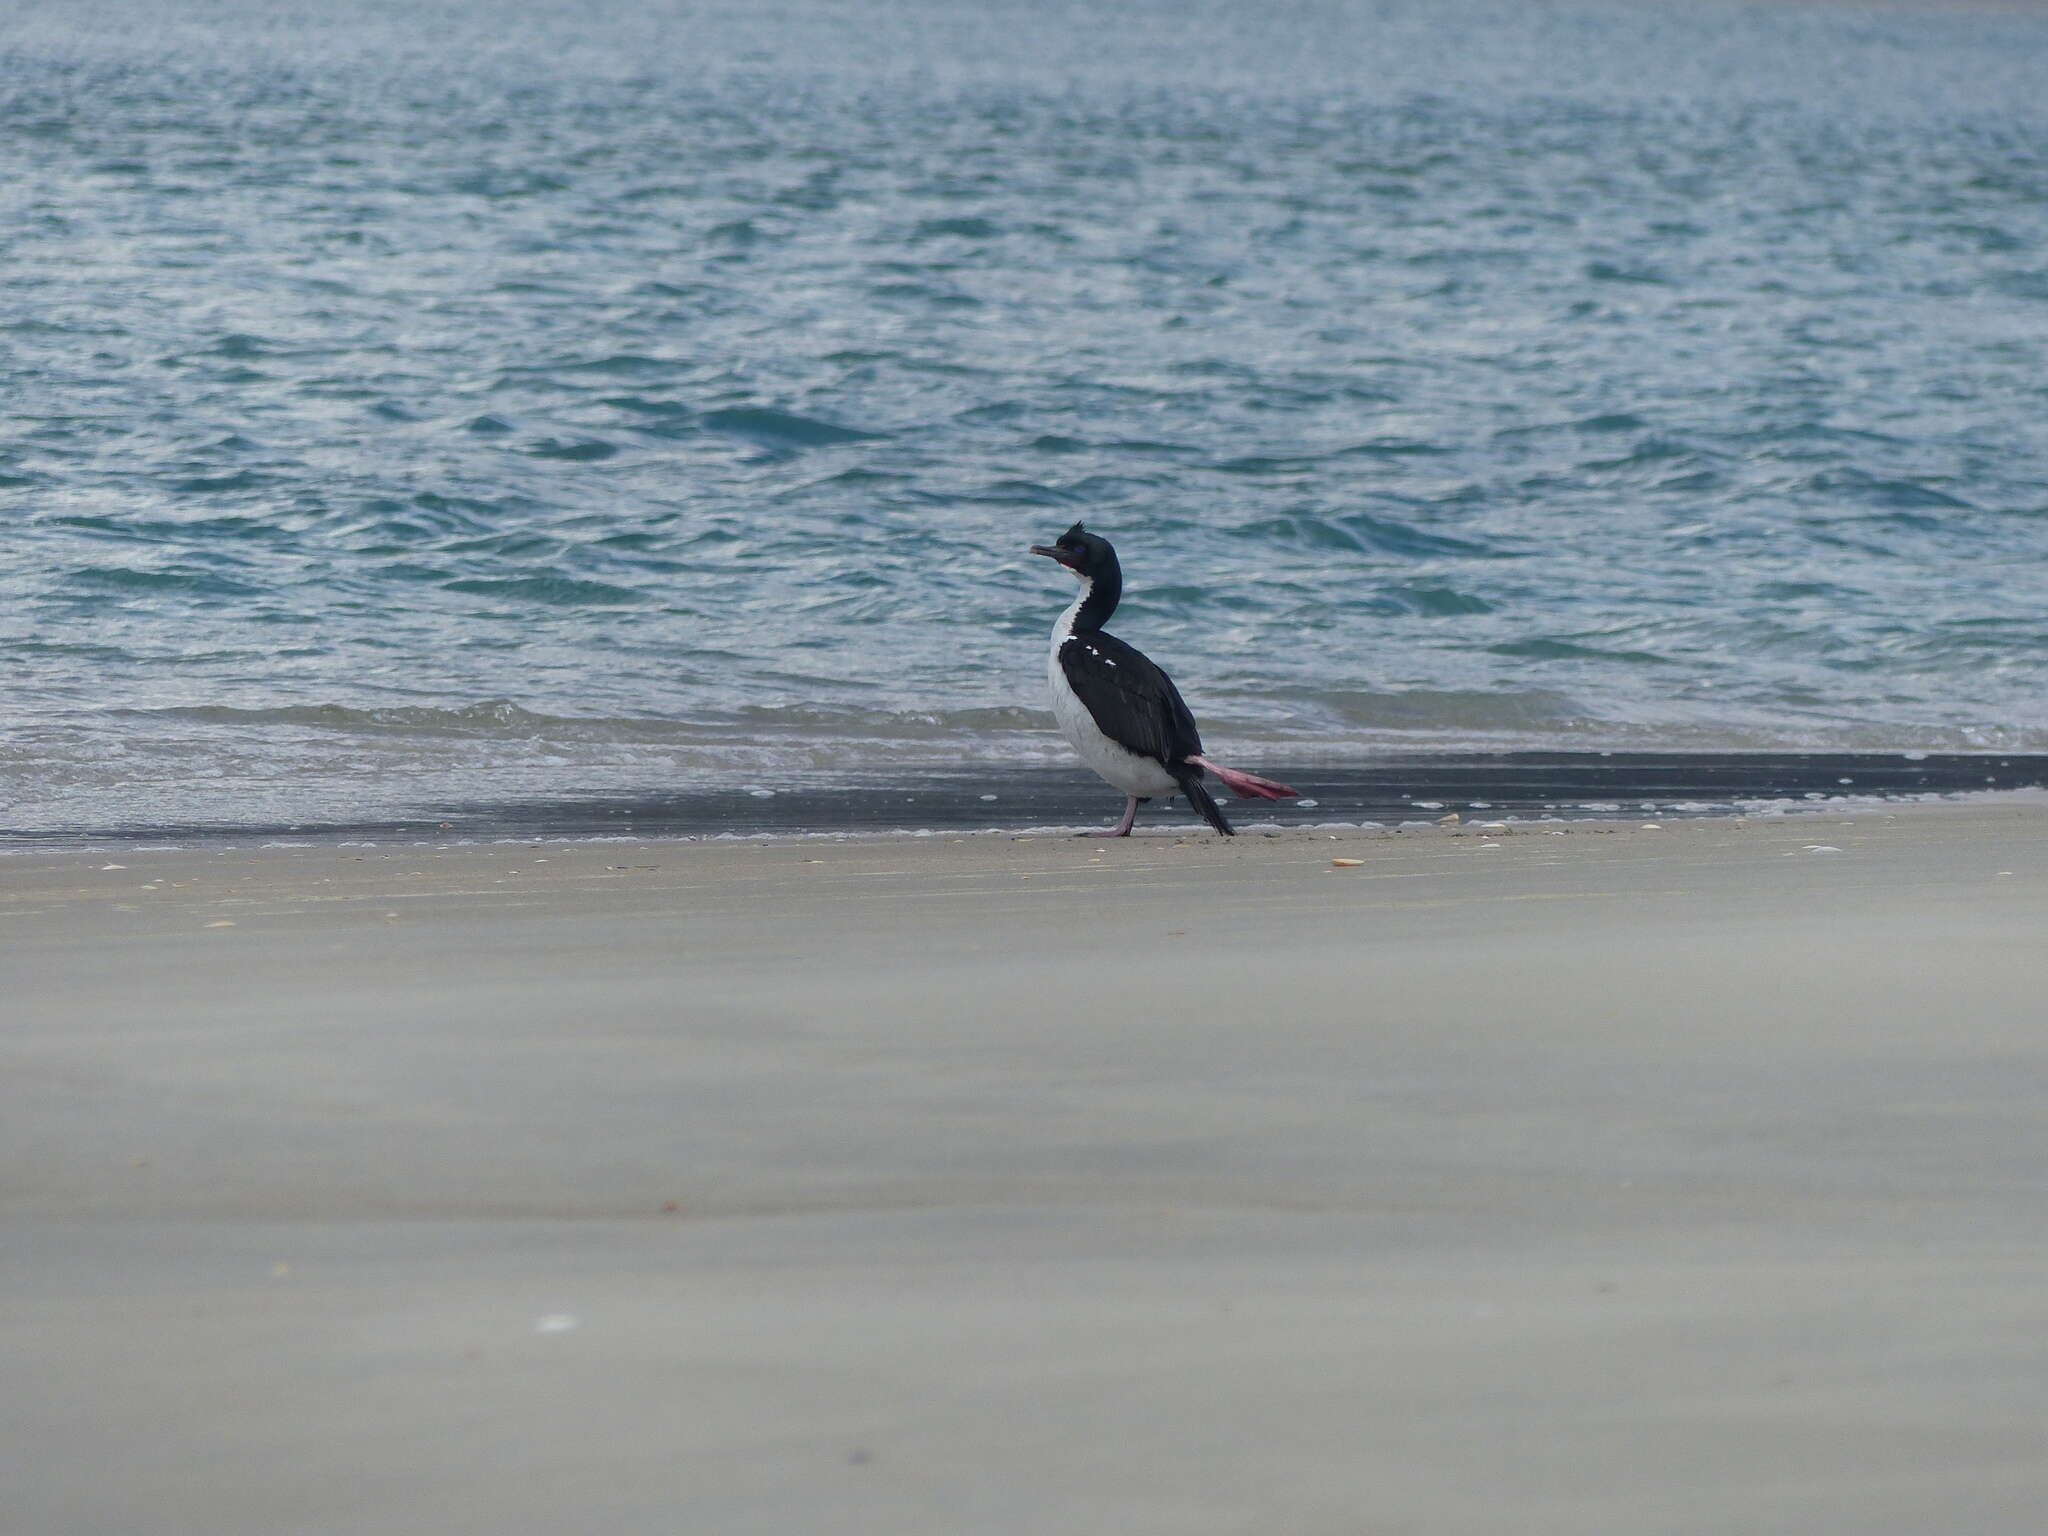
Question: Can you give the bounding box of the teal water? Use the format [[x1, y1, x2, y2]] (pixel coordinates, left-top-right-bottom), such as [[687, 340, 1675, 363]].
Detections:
[[5, 0, 2048, 832]]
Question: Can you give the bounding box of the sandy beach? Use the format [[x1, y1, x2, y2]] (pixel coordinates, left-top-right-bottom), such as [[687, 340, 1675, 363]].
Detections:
[[6, 801, 2047, 1534]]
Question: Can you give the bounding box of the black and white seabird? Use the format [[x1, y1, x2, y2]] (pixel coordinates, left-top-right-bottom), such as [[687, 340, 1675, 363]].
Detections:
[[1030, 522, 1299, 837]]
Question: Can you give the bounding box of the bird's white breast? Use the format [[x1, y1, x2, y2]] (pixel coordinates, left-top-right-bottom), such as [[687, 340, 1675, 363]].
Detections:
[[1047, 593, 1178, 798]]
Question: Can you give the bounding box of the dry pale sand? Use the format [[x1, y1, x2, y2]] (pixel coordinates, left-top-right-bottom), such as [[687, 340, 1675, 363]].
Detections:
[[5, 802, 2048, 1535]]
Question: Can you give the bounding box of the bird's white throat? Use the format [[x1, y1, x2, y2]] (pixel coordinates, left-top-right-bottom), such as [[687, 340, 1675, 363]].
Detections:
[[1052, 575, 1093, 643]]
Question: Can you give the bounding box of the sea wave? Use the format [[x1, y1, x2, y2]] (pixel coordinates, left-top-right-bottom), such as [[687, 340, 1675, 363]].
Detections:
[[6, 0, 2048, 834]]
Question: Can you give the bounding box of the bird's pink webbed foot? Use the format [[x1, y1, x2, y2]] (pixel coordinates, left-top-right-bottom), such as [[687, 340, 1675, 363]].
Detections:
[[1188, 755, 1299, 801], [1081, 795, 1140, 837]]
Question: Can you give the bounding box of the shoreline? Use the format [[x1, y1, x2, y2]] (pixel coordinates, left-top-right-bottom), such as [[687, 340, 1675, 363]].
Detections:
[[6, 748, 2046, 850]]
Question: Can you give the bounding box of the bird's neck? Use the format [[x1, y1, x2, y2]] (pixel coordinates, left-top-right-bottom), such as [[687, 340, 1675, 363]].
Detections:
[[1062, 569, 1120, 635]]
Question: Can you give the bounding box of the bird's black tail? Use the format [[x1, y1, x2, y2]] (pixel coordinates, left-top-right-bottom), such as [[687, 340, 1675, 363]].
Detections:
[[1176, 770, 1235, 836]]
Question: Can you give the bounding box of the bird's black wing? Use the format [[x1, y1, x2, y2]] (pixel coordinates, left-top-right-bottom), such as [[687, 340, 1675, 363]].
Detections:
[[1057, 629, 1205, 765]]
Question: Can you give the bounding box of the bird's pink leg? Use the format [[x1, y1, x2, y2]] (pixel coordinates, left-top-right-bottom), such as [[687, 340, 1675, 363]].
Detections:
[[1084, 796, 1140, 837], [1187, 755, 1300, 801]]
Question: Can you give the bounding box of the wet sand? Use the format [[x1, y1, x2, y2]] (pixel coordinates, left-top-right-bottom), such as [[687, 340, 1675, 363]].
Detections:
[[6, 802, 2048, 1534], [12, 750, 2048, 843]]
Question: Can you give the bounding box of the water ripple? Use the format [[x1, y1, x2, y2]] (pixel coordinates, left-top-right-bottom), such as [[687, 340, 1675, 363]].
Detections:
[[5, 0, 2048, 830]]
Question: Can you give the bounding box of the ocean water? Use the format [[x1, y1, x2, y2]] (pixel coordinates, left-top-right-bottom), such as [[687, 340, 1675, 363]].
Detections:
[[5, 0, 2048, 835]]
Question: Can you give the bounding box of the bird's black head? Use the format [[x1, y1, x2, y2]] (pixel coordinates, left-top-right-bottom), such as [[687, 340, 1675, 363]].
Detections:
[[1029, 522, 1119, 582]]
